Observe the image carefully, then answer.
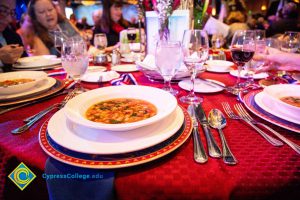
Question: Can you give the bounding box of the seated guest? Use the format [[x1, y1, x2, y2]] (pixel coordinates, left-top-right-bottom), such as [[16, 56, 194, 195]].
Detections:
[[0, 0, 26, 72], [92, 0, 130, 52], [28, 0, 81, 56], [76, 17, 92, 31], [266, 2, 299, 37], [16, 13, 49, 56]]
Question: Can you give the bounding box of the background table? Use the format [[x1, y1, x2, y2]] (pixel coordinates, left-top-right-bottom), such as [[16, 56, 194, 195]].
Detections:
[[0, 68, 299, 200]]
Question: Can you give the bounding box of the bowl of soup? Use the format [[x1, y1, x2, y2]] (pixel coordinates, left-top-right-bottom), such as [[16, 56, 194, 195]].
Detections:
[[263, 84, 300, 117], [0, 71, 48, 95], [64, 85, 178, 131]]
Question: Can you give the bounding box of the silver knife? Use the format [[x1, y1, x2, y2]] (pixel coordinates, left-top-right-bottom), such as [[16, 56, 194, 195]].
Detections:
[[195, 104, 222, 158], [187, 105, 208, 163], [198, 78, 225, 89]]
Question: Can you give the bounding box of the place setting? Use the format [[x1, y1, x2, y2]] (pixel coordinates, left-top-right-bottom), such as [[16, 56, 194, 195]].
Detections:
[[39, 85, 193, 169], [242, 84, 300, 133], [12, 55, 62, 71], [0, 71, 65, 107]]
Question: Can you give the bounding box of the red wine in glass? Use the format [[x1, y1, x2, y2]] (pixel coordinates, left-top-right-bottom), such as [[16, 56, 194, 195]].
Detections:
[[55, 45, 62, 53], [231, 48, 254, 65]]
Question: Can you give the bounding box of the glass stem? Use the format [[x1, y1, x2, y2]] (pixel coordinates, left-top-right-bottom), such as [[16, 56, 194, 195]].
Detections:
[[190, 68, 197, 96], [236, 65, 242, 85]]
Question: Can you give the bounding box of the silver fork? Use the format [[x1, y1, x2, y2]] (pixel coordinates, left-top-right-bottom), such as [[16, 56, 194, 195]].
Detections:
[[11, 89, 77, 134], [235, 103, 300, 154], [221, 102, 283, 147]]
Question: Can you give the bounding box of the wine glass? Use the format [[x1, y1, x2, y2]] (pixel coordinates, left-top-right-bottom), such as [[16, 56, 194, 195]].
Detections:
[[229, 30, 256, 92], [155, 40, 183, 96], [61, 38, 89, 93], [180, 29, 209, 104], [127, 27, 139, 59], [245, 30, 266, 85], [54, 31, 67, 55], [281, 31, 300, 53], [94, 33, 108, 51]]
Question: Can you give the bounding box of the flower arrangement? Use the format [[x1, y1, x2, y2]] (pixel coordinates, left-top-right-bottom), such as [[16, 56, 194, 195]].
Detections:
[[143, 0, 180, 40]]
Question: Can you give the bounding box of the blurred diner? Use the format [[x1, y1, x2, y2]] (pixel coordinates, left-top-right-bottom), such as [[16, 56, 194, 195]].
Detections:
[[92, 0, 131, 53], [0, 0, 26, 72], [28, 0, 81, 56]]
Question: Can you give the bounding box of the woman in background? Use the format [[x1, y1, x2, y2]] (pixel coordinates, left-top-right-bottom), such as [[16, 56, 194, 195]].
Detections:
[[17, 13, 49, 56], [28, 0, 81, 56], [92, 0, 130, 52]]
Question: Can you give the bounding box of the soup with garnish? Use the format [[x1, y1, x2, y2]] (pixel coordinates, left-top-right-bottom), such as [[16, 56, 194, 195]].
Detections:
[[85, 98, 157, 124], [0, 79, 35, 87], [280, 96, 300, 108]]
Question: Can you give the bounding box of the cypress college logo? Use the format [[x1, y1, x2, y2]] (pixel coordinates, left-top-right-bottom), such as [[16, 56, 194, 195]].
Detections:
[[8, 162, 36, 191]]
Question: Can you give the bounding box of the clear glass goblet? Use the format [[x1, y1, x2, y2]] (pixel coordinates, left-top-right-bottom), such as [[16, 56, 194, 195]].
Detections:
[[155, 40, 182, 96], [180, 29, 209, 104], [94, 33, 108, 51], [61, 38, 89, 93]]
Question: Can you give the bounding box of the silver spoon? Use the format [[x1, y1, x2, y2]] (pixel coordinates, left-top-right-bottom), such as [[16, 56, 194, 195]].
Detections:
[[208, 109, 238, 165]]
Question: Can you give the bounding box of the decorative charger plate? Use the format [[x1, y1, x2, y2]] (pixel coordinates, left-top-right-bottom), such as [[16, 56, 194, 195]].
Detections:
[[39, 106, 192, 169], [243, 90, 300, 133], [0, 78, 65, 107]]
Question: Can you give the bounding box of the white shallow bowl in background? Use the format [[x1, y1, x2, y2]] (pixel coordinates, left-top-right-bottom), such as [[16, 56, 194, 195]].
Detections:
[[17, 55, 61, 67], [0, 71, 48, 95], [205, 60, 234, 73], [263, 84, 300, 116], [64, 85, 178, 131]]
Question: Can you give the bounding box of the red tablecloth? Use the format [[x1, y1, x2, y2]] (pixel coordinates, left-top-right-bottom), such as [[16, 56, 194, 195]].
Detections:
[[0, 69, 299, 200]]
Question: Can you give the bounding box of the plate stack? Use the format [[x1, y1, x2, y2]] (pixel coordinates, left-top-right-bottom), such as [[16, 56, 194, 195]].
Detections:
[[39, 85, 192, 169], [13, 55, 61, 71], [0, 71, 64, 106], [243, 84, 300, 133]]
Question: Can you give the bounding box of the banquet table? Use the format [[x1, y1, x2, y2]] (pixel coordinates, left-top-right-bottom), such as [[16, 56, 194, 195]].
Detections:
[[0, 64, 300, 200]]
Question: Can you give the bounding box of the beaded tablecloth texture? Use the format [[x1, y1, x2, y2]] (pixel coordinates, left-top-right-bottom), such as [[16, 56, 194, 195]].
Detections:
[[0, 70, 299, 199]]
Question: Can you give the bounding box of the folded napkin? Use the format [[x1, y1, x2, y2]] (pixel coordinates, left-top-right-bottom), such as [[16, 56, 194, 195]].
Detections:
[[136, 54, 187, 71], [45, 158, 115, 200], [110, 73, 138, 86]]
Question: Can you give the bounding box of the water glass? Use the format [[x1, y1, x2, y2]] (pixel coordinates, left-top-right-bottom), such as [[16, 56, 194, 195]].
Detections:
[[155, 40, 182, 96], [54, 31, 67, 54], [62, 38, 89, 93], [180, 29, 209, 104], [281, 31, 300, 53]]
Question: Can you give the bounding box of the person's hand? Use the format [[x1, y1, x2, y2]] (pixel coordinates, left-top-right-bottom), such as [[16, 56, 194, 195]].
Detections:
[[0, 44, 24, 64], [254, 47, 300, 73]]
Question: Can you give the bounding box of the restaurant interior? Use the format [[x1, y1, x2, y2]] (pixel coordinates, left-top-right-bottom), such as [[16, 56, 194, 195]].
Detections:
[[0, 0, 300, 199]]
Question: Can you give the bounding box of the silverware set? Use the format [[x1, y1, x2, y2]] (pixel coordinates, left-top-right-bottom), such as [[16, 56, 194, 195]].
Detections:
[[222, 102, 300, 155], [11, 89, 78, 134], [188, 101, 300, 165]]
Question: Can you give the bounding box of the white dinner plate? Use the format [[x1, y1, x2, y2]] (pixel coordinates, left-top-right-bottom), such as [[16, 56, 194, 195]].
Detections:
[[178, 79, 225, 93], [64, 85, 178, 131], [48, 106, 184, 154], [81, 71, 120, 83], [111, 64, 138, 72], [254, 92, 300, 124], [0, 77, 56, 101], [229, 70, 268, 79], [205, 60, 234, 73]]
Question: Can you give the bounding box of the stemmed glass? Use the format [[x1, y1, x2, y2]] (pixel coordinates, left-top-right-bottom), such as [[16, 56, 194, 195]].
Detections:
[[229, 30, 256, 92], [61, 38, 89, 93], [281, 31, 300, 53], [155, 40, 183, 96], [245, 30, 266, 85], [94, 33, 108, 51], [180, 29, 209, 104], [54, 31, 67, 55]]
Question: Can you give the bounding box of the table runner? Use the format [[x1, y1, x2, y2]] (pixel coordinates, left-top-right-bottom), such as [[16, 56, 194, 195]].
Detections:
[[0, 69, 299, 199]]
